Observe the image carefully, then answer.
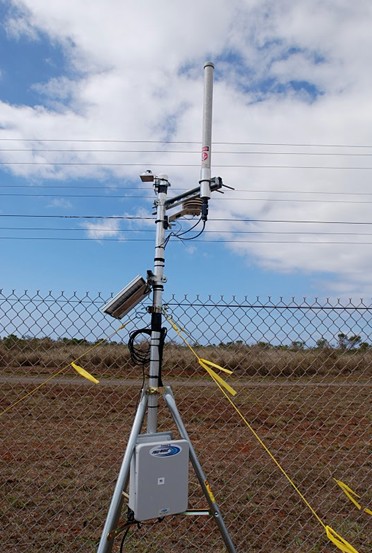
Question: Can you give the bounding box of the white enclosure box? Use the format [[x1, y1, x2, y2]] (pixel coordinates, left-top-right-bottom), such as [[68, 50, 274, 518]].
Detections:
[[129, 435, 189, 521]]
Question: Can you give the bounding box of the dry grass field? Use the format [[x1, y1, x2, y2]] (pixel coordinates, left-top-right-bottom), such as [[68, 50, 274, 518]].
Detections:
[[1, 336, 372, 379], [2, 336, 371, 552]]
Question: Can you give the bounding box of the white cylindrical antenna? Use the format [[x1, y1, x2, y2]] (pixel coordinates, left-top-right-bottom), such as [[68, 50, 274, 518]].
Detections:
[[200, 61, 214, 202]]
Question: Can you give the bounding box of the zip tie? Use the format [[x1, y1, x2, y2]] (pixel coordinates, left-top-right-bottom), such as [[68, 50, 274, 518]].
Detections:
[[334, 479, 372, 516]]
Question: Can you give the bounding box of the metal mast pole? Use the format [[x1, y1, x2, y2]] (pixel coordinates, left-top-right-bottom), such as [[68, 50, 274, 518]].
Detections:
[[97, 62, 236, 553], [200, 61, 214, 221], [147, 175, 169, 433]]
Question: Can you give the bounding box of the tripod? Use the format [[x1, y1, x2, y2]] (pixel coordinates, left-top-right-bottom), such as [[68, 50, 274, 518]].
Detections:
[[97, 63, 237, 552], [96, 383, 237, 552]]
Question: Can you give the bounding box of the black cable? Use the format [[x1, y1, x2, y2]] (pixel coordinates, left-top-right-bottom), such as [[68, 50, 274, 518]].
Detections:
[[127, 326, 167, 387], [160, 216, 204, 249], [118, 509, 141, 552], [162, 232, 174, 249], [175, 216, 203, 238], [175, 220, 206, 242], [119, 525, 131, 552], [118, 514, 164, 551], [157, 327, 167, 387], [128, 328, 152, 365]]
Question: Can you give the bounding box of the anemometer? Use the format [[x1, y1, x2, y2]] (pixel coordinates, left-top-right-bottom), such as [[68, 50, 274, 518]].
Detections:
[[97, 62, 236, 553]]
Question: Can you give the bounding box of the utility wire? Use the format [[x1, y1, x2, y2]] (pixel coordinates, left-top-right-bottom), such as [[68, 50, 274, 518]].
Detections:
[[0, 183, 368, 193], [1, 137, 372, 148], [2, 184, 372, 199], [1, 236, 372, 245], [3, 226, 372, 237], [0, 184, 179, 191], [1, 214, 372, 225], [2, 161, 372, 170], [213, 218, 372, 225], [2, 147, 372, 156], [0, 214, 152, 220], [2, 192, 372, 204], [0, 193, 152, 199]]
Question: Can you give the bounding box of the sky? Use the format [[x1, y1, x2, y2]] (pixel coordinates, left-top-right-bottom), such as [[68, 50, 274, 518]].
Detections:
[[1, 0, 372, 303]]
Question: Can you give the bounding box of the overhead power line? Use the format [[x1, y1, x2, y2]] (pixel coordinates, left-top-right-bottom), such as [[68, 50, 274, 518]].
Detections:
[[2, 225, 372, 237], [1, 147, 372, 157], [1, 137, 372, 172], [2, 184, 372, 198], [1, 235, 372, 245], [1, 138, 372, 148], [2, 192, 372, 204], [2, 161, 372, 170], [0, 213, 152, 220], [1, 214, 372, 225]]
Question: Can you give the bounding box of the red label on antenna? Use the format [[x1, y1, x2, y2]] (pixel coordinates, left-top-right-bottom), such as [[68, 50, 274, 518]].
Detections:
[[202, 146, 209, 161]]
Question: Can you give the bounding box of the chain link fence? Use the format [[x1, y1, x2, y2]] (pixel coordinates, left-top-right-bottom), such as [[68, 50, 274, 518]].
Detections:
[[1, 290, 371, 552]]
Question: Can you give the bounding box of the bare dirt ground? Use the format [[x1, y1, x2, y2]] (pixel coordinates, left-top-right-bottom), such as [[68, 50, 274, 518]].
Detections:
[[2, 375, 371, 552]]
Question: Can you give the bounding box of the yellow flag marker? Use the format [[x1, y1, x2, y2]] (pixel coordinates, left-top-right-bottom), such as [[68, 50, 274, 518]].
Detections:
[[71, 362, 99, 384], [326, 526, 359, 553], [334, 479, 372, 516], [198, 358, 237, 396], [163, 310, 361, 552], [163, 311, 236, 396]]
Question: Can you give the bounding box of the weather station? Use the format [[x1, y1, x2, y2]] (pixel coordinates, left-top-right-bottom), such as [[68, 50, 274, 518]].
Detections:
[[97, 62, 236, 553]]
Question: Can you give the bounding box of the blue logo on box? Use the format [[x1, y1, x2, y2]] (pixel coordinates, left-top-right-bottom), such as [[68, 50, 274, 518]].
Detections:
[[150, 444, 182, 458]]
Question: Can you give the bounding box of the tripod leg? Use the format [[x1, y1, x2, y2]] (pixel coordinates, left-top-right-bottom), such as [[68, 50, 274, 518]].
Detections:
[[97, 391, 148, 553], [163, 387, 237, 553]]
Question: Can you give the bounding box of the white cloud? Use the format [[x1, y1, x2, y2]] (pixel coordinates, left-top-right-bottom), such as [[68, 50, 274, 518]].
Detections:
[[1, 0, 372, 295], [83, 218, 122, 241], [47, 197, 72, 209], [5, 12, 39, 41]]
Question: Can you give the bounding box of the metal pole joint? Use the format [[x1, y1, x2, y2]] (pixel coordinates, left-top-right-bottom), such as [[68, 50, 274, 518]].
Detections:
[[147, 387, 160, 396]]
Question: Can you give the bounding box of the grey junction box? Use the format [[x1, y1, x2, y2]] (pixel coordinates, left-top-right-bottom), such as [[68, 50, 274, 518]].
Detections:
[[128, 434, 189, 521]]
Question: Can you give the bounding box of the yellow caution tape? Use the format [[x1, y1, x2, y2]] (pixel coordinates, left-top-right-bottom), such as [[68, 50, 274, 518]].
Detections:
[[163, 311, 236, 396], [198, 358, 236, 396], [1, 322, 132, 416], [204, 480, 216, 504], [334, 479, 362, 510], [199, 358, 233, 375], [334, 479, 372, 516], [71, 362, 99, 384], [326, 526, 359, 553], [215, 377, 361, 553], [164, 310, 361, 552]]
